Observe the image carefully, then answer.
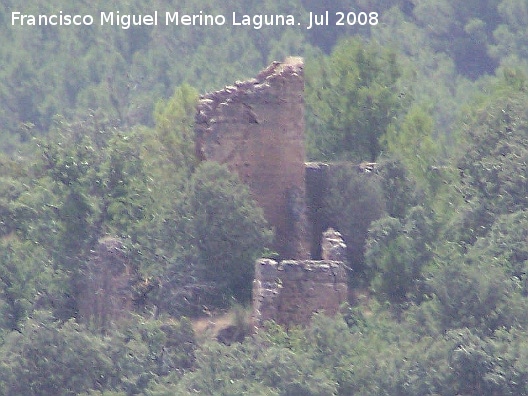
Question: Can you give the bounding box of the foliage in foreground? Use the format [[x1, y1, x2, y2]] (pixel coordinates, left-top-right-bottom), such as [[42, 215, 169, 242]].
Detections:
[[0, 313, 195, 396], [151, 308, 528, 396]]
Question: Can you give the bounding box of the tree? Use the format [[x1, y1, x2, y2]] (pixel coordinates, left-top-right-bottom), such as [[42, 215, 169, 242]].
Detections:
[[305, 37, 403, 162], [383, 106, 439, 193], [301, 0, 371, 53], [365, 207, 434, 305], [490, 0, 528, 69], [168, 320, 338, 396], [186, 162, 273, 303], [27, 115, 154, 319], [376, 157, 423, 220], [411, 256, 528, 336], [320, 165, 386, 281], [151, 84, 199, 178], [0, 313, 115, 396], [382, 106, 460, 226], [451, 82, 528, 246], [0, 239, 51, 331], [468, 211, 528, 283], [0, 312, 196, 396], [411, 0, 500, 78]]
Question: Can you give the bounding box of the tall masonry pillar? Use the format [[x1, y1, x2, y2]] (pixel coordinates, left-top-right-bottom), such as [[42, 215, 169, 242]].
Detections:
[[195, 57, 310, 259]]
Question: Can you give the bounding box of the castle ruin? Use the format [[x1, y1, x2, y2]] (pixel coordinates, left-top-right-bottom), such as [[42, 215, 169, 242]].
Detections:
[[196, 58, 349, 327]]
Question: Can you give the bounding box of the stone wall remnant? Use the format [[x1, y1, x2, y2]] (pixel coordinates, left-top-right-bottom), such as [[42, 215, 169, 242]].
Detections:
[[195, 57, 310, 259], [195, 59, 366, 329], [321, 228, 347, 262], [252, 258, 348, 328], [78, 237, 135, 330], [252, 230, 348, 328]]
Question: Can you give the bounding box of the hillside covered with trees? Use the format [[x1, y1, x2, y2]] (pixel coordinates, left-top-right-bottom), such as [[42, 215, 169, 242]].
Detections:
[[1, 0, 528, 394]]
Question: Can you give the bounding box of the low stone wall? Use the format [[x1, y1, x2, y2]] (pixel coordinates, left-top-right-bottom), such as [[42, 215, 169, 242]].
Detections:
[[252, 228, 348, 328], [252, 258, 348, 328]]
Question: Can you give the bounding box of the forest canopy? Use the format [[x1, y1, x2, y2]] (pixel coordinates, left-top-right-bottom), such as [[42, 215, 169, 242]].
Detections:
[[1, 0, 528, 394]]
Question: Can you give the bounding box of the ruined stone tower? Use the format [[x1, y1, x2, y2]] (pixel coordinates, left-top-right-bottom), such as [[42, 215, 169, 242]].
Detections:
[[195, 57, 309, 260], [196, 58, 349, 328]]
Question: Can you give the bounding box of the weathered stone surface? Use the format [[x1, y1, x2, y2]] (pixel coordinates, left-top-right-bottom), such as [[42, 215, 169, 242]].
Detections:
[[252, 258, 282, 326], [195, 57, 310, 259], [252, 257, 347, 329], [321, 228, 347, 262], [255, 258, 279, 281], [78, 237, 135, 330]]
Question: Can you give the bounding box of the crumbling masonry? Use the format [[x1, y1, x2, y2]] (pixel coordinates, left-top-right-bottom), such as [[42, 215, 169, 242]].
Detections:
[[195, 57, 310, 260], [252, 229, 348, 328], [196, 58, 349, 327]]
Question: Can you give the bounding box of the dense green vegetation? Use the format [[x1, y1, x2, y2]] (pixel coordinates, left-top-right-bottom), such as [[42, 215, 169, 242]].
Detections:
[[1, 0, 528, 394]]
